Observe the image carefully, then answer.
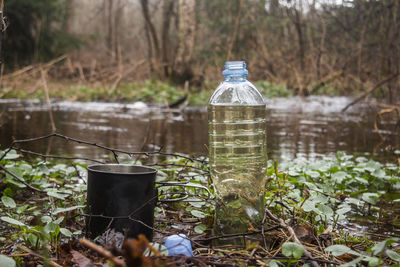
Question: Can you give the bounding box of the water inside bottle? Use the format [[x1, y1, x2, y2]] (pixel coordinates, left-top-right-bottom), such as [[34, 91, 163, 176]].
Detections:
[[208, 104, 267, 245]]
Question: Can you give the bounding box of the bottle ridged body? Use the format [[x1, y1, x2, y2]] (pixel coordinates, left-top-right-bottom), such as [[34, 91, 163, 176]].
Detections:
[[208, 104, 267, 200], [208, 104, 267, 243]]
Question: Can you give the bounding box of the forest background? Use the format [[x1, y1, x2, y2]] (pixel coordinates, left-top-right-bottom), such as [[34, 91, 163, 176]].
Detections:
[[1, 0, 399, 104]]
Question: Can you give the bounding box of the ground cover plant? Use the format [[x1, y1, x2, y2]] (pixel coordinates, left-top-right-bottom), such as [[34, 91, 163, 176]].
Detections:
[[0, 78, 338, 106], [0, 134, 399, 266]]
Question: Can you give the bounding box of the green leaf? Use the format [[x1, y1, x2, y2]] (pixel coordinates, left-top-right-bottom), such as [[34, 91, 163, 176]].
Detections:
[[0, 255, 16, 267], [317, 204, 333, 217], [371, 238, 399, 256], [332, 171, 347, 183], [54, 205, 85, 215], [194, 224, 207, 234], [46, 190, 67, 200], [336, 206, 351, 215], [266, 259, 283, 267], [41, 216, 52, 224], [302, 199, 316, 212], [366, 257, 380, 267], [1, 150, 20, 160], [325, 244, 351, 256], [0, 216, 26, 227], [44, 222, 59, 234], [190, 210, 206, 219], [372, 169, 386, 179], [362, 193, 380, 205], [281, 242, 304, 259], [340, 256, 364, 267], [60, 228, 73, 237], [387, 250, 400, 262], [306, 170, 319, 179], [189, 202, 205, 208], [1, 196, 16, 208]]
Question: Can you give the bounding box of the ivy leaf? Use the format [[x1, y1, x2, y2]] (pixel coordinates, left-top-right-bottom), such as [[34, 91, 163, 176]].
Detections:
[[371, 238, 399, 256], [194, 224, 207, 234], [302, 199, 315, 212], [365, 256, 380, 267], [386, 250, 400, 262], [325, 244, 351, 256], [1, 196, 16, 208], [1, 150, 19, 160], [44, 222, 59, 234], [362, 193, 380, 205], [336, 206, 351, 215], [190, 210, 206, 219], [266, 259, 283, 267], [281, 242, 304, 259], [340, 256, 364, 267], [331, 171, 347, 183], [317, 204, 333, 217], [0, 255, 16, 267], [54, 205, 85, 215], [60, 228, 73, 237], [0, 216, 26, 227], [46, 189, 68, 200]]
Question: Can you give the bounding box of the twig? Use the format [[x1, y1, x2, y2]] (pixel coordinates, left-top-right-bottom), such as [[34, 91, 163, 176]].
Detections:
[[196, 225, 280, 242], [40, 67, 56, 132], [17, 245, 62, 267], [342, 73, 400, 112], [0, 165, 44, 193], [264, 207, 320, 267], [79, 238, 125, 267], [6, 133, 204, 163], [309, 70, 343, 94], [3, 55, 68, 80], [11, 147, 104, 164]]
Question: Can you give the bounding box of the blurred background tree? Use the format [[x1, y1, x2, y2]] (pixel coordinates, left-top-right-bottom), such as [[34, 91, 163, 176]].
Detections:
[[2, 0, 80, 70]]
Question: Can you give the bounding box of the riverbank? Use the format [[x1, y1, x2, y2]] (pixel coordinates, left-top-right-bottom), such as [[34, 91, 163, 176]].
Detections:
[[1, 78, 351, 106]]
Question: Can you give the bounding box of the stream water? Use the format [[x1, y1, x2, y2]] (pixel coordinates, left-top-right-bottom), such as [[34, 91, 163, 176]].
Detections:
[[0, 96, 398, 162], [0, 96, 399, 238]]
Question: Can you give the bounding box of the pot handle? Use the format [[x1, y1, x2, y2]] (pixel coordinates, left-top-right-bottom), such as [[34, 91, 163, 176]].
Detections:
[[156, 182, 212, 203]]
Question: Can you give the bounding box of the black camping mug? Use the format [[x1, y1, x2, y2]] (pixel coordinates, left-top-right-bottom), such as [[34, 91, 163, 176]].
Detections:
[[86, 164, 157, 240]]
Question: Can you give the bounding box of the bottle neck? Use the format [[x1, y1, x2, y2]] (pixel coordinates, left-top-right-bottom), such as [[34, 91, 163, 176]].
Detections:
[[224, 75, 247, 83], [222, 61, 248, 83]]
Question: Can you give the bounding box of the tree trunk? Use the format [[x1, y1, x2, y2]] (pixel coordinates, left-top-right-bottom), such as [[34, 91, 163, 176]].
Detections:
[[140, 0, 160, 60], [172, 0, 197, 85], [0, 0, 3, 81], [114, 0, 123, 63], [161, 0, 175, 77], [105, 0, 114, 57], [62, 0, 74, 33], [293, 8, 305, 71]]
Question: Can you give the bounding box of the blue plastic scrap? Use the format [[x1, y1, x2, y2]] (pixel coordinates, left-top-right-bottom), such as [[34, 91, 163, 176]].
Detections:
[[164, 234, 193, 256]]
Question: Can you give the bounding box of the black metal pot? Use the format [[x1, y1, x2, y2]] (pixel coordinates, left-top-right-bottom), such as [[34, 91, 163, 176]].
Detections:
[[86, 164, 157, 240]]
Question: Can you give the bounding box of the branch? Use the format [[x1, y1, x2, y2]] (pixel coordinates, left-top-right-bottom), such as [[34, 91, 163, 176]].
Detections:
[[80, 238, 125, 267], [11, 147, 104, 164], [342, 73, 400, 112], [17, 245, 62, 267], [264, 207, 320, 267], [6, 133, 205, 163], [0, 165, 44, 193]]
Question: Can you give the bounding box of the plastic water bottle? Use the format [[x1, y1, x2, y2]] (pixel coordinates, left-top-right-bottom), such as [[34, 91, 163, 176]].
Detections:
[[208, 61, 267, 246]]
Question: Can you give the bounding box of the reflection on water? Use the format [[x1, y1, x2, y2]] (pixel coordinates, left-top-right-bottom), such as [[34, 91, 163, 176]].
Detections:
[[0, 97, 398, 162]]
